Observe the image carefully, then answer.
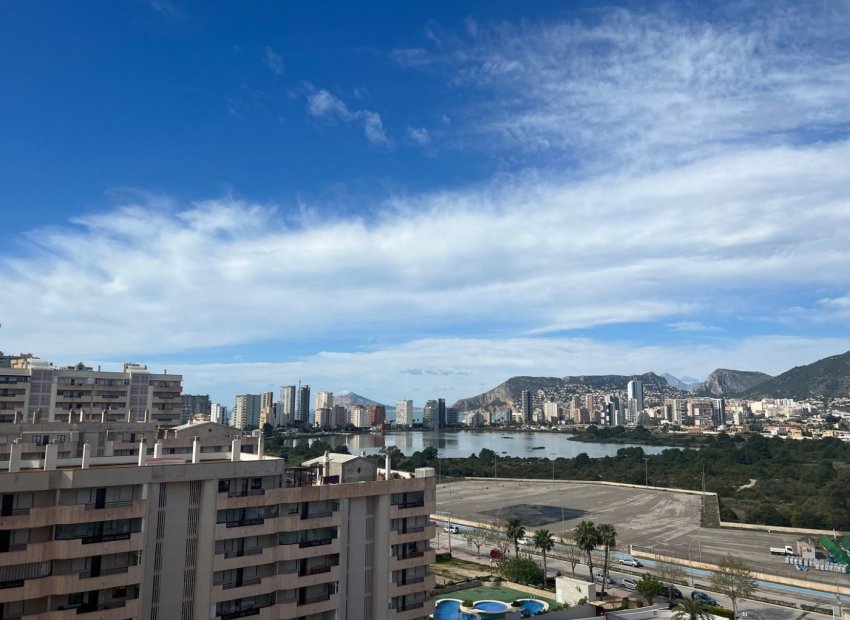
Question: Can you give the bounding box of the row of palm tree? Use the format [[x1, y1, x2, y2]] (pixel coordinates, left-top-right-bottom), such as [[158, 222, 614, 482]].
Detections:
[[502, 518, 556, 586]]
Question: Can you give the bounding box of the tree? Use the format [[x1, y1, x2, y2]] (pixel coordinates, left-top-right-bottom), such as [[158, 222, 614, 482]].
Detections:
[[497, 554, 544, 586], [635, 574, 662, 605], [710, 555, 756, 618], [657, 560, 688, 607], [598, 523, 617, 594], [465, 527, 489, 558], [573, 520, 601, 581], [484, 521, 512, 559], [673, 598, 712, 620], [559, 530, 583, 578], [505, 517, 526, 556], [533, 529, 556, 587]]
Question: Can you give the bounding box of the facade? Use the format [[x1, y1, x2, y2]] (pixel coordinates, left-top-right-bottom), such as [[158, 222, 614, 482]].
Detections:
[[543, 401, 560, 423], [395, 400, 413, 427], [210, 403, 228, 426], [258, 392, 275, 429], [316, 392, 333, 411], [370, 405, 386, 427], [350, 405, 371, 429], [437, 399, 446, 428], [233, 394, 261, 430], [521, 390, 533, 424], [279, 386, 296, 426], [421, 401, 438, 429], [295, 385, 311, 424], [627, 380, 643, 412], [0, 358, 182, 427], [181, 394, 211, 423], [0, 419, 436, 620]]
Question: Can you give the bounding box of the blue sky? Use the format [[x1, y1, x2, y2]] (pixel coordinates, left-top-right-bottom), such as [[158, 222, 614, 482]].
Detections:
[[2, 1, 850, 407]]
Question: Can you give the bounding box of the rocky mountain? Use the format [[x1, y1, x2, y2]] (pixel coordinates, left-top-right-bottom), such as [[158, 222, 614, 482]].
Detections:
[[333, 391, 385, 410], [742, 350, 850, 400], [690, 369, 772, 396], [452, 372, 682, 412], [662, 373, 701, 390]]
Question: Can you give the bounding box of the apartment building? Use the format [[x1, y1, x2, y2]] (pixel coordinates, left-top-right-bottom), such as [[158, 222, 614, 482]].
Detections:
[[0, 419, 435, 620], [0, 357, 182, 427]]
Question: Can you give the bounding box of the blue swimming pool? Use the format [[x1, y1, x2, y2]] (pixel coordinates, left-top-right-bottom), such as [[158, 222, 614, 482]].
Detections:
[[434, 599, 479, 620], [517, 598, 548, 617], [475, 600, 509, 613]]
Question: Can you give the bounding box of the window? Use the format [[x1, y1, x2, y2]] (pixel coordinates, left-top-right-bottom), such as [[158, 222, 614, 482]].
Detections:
[[218, 480, 230, 493], [250, 478, 262, 490]]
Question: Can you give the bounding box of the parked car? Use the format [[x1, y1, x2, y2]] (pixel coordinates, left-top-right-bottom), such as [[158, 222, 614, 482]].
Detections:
[[621, 577, 638, 589], [594, 573, 616, 586], [517, 536, 533, 546], [618, 557, 642, 567], [443, 525, 459, 534], [660, 585, 684, 600], [489, 549, 503, 560], [691, 591, 718, 606]]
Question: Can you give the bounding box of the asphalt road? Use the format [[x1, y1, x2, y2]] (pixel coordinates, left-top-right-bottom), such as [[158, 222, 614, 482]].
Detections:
[[433, 528, 843, 619], [435, 479, 850, 592]]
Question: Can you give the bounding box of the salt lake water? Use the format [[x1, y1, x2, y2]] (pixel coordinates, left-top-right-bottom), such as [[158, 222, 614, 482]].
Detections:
[[282, 430, 673, 459]]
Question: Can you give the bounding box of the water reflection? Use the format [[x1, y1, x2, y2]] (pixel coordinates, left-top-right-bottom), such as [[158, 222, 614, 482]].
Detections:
[[279, 430, 673, 459]]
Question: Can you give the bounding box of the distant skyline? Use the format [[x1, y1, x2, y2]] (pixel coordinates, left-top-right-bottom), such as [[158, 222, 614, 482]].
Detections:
[[2, 1, 850, 406]]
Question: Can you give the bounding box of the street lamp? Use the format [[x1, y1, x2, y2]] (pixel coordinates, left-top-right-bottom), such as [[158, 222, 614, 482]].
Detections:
[[681, 542, 694, 587]]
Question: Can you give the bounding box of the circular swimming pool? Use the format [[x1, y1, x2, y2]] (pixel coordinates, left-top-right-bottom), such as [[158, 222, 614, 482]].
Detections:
[[433, 599, 480, 620], [516, 598, 548, 616]]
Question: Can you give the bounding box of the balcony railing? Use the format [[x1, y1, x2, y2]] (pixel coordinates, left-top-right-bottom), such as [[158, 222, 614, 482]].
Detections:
[[395, 525, 425, 534], [227, 489, 265, 498], [225, 518, 264, 528], [79, 565, 131, 578], [298, 593, 331, 606], [298, 538, 334, 548], [223, 547, 263, 559], [393, 501, 424, 509], [222, 577, 261, 590], [80, 532, 132, 544], [84, 499, 134, 510], [1, 543, 28, 552], [221, 609, 261, 620], [76, 600, 128, 614], [301, 510, 332, 520], [398, 601, 425, 611], [301, 565, 332, 576]]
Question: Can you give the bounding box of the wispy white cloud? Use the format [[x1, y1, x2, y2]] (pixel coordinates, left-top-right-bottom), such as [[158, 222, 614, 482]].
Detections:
[[668, 321, 722, 333], [391, 6, 850, 167], [306, 89, 390, 146], [263, 45, 284, 76], [405, 126, 431, 146]]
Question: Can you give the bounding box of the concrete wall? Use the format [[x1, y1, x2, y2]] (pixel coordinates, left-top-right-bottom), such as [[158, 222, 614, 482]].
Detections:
[[555, 575, 596, 606]]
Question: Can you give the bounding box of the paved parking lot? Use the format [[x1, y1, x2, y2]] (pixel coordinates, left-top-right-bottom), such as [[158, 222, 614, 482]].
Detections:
[[437, 479, 850, 589]]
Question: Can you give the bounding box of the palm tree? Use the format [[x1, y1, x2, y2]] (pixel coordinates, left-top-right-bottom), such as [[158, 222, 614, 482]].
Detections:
[[597, 523, 617, 594], [532, 529, 556, 588], [573, 520, 600, 581], [505, 518, 526, 556], [673, 598, 712, 620]]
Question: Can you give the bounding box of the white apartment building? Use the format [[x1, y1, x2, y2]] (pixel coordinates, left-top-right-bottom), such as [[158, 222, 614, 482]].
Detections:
[[316, 392, 333, 411], [233, 394, 261, 430], [0, 419, 436, 619], [395, 400, 413, 427], [0, 358, 182, 427]]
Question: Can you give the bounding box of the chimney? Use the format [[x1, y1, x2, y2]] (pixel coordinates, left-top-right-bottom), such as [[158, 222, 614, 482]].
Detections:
[[13, 411, 21, 424], [192, 436, 200, 463], [144, 408, 150, 423], [101, 409, 107, 424], [257, 437, 264, 460], [78, 408, 85, 423], [153, 441, 162, 459], [138, 439, 146, 466], [385, 452, 392, 481], [324, 450, 331, 479], [127, 409, 134, 423], [43, 441, 58, 471], [231, 438, 241, 462], [32, 409, 40, 424], [8, 439, 21, 473], [81, 442, 91, 469]]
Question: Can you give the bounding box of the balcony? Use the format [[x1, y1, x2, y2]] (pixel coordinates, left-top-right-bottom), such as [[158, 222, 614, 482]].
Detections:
[[0, 565, 142, 603], [293, 593, 337, 617], [390, 574, 435, 598], [0, 500, 145, 529], [211, 576, 273, 603], [391, 600, 435, 620], [392, 549, 435, 571], [42, 598, 141, 620], [390, 525, 433, 545], [295, 565, 340, 588], [222, 577, 262, 590], [281, 538, 340, 561], [215, 518, 278, 539], [213, 546, 274, 572]]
